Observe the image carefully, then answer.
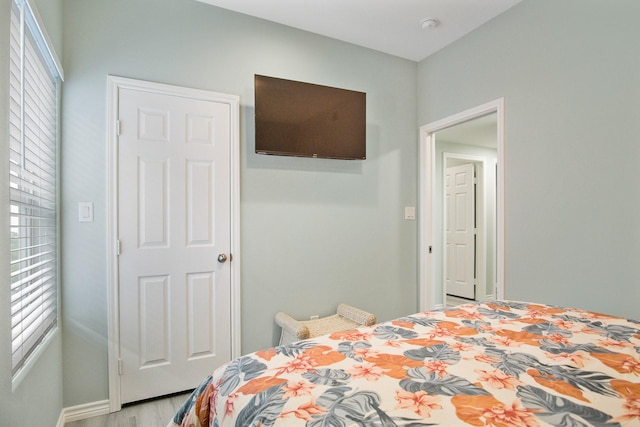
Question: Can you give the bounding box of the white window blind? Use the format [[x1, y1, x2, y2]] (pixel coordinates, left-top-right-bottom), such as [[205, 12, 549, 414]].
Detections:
[[9, 0, 62, 377]]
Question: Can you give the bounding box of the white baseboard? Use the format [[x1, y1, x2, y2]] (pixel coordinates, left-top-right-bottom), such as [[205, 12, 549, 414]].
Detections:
[[56, 410, 65, 427], [60, 399, 110, 424]]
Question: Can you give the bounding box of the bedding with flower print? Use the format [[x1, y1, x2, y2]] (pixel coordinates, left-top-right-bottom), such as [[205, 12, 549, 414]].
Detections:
[[169, 300, 640, 426]]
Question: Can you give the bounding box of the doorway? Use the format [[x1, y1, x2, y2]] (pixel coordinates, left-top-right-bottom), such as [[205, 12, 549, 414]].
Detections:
[[418, 99, 505, 310], [444, 153, 494, 306], [106, 76, 241, 411]]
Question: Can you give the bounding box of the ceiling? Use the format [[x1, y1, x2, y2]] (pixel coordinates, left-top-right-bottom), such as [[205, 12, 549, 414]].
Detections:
[[195, 0, 523, 62]]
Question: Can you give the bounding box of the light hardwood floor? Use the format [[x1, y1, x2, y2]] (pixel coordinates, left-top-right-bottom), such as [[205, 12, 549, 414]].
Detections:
[[446, 294, 476, 307], [64, 392, 192, 427]]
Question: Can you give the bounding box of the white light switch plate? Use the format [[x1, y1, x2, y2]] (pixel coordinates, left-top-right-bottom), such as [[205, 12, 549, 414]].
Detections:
[[404, 206, 416, 220], [78, 202, 94, 223]]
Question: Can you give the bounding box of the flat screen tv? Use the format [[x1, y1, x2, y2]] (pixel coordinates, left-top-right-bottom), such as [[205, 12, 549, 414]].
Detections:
[[254, 75, 366, 160]]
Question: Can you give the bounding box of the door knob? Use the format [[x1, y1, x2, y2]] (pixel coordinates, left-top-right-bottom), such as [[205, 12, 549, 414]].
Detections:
[[217, 253, 228, 263]]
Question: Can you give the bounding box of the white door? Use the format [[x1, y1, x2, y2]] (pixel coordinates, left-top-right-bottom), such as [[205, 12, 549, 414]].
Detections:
[[117, 87, 232, 404], [445, 163, 476, 300]]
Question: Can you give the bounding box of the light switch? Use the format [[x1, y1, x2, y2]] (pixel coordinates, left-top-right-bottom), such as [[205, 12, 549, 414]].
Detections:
[[78, 202, 94, 223], [404, 206, 416, 220]]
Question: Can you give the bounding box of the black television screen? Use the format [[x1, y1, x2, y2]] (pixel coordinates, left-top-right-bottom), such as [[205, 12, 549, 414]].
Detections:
[[254, 75, 366, 160]]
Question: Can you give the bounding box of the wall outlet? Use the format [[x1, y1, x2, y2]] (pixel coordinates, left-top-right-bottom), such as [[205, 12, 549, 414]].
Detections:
[[310, 315, 319, 320]]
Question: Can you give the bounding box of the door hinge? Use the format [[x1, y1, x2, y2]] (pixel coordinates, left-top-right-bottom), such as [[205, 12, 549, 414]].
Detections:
[[117, 359, 123, 375], [116, 240, 121, 256], [115, 120, 121, 136]]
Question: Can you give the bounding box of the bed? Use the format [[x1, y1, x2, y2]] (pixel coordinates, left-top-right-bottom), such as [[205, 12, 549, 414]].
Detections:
[[169, 300, 640, 426]]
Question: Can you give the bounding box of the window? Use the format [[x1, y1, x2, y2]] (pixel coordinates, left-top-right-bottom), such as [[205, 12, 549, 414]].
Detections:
[[9, 0, 63, 379]]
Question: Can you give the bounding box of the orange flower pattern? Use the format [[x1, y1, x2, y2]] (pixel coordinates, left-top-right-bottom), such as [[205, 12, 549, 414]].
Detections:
[[475, 368, 522, 390], [395, 389, 442, 417], [346, 362, 384, 381], [279, 399, 324, 421], [282, 380, 315, 398], [171, 301, 640, 427], [612, 397, 640, 423], [481, 400, 539, 427]]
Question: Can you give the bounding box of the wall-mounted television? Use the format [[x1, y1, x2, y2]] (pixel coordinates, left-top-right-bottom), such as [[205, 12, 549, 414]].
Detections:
[[254, 75, 366, 160]]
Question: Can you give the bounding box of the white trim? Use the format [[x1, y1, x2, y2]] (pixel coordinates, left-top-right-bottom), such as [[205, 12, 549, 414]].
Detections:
[[59, 400, 110, 424], [20, 0, 64, 80], [106, 75, 241, 412], [11, 328, 59, 391], [418, 129, 435, 311], [106, 77, 120, 412], [418, 98, 505, 311], [9, 0, 62, 388]]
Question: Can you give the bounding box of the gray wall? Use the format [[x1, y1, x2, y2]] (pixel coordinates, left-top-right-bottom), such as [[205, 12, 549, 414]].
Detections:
[[418, 0, 640, 319], [0, 0, 64, 425], [61, 0, 418, 407]]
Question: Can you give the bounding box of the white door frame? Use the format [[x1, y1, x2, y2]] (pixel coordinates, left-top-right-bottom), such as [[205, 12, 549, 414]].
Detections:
[[418, 98, 505, 311], [106, 76, 241, 412]]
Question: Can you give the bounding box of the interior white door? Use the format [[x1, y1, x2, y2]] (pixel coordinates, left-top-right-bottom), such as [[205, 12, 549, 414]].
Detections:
[[117, 87, 232, 404], [445, 163, 476, 300]]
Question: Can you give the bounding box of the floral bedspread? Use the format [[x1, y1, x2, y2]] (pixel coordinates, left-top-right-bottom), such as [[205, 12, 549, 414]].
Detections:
[[170, 300, 640, 426]]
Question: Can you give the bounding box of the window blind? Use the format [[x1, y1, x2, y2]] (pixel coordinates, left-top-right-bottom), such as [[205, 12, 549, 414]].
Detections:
[[9, 0, 61, 376]]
